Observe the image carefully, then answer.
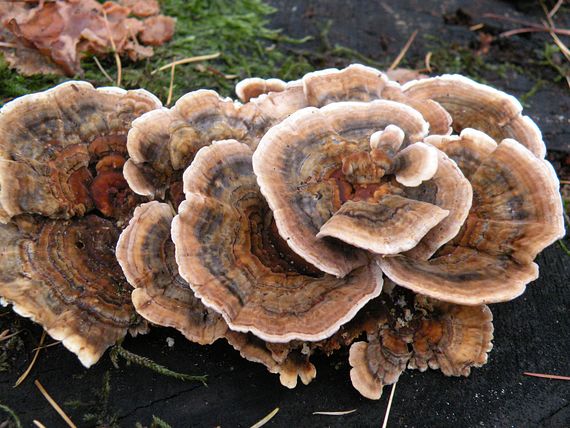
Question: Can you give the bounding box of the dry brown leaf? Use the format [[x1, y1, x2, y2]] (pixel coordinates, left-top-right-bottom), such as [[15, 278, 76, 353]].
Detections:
[[139, 15, 176, 46], [120, 0, 160, 17]]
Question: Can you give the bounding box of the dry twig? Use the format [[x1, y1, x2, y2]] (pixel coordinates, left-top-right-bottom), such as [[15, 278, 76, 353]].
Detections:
[[92, 56, 115, 84]]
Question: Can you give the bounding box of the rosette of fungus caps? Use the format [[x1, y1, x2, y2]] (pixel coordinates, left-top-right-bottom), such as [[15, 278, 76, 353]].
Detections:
[[0, 81, 161, 366]]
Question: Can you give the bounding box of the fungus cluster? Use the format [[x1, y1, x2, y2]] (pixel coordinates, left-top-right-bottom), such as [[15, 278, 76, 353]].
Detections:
[[0, 65, 564, 398]]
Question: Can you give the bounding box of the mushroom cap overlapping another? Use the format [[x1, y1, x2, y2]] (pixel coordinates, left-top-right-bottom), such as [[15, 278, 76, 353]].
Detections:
[[0, 63, 563, 398], [0, 81, 161, 367]]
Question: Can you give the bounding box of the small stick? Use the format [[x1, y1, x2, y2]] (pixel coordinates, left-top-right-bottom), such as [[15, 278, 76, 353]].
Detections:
[[470, 23, 484, 31], [560, 180, 570, 184], [33, 420, 47, 428], [484, 13, 570, 36], [388, 30, 418, 71], [92, 56, 115, 84], [313, 409, 357, 416], [151, 52, 221, 74], [166, 62, 176, 106], [381, 382, 397, 428], [0, 42, 18, 48], [14, 330, 46, 387], [250, 407, 279, 428], [34, 380, 78, 428], [524, 372, 570, 381]]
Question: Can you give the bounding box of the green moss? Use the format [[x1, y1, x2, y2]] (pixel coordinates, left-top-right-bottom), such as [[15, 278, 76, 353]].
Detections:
[[0, 0, 320, 105]]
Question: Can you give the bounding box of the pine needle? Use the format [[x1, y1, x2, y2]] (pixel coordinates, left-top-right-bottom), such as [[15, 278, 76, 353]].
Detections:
[[92, 56, 115, 84], [166, 62, 176, 106], [34, 380, 78, 428], [110, 344, 207, 385], [381, 382, 397, 428], [560, 240, 570, 256], [313, 409, 357, 416], [250, 407, 279, 428], [0, 403, 22, 428], [14, 330, 46, 387], [388, 30, 418, 71], [0, 329, 21, 341], [151, 53, 221, 74], [33, 420, 47, 428], [32, 341, 62, 352], [524, 372, 570, 381], [102, 9, 122, 86]]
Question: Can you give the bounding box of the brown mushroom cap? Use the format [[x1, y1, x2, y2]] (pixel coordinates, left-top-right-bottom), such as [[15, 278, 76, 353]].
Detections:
[[0, 82, 159, 366], [302, 64, 389, 106], [0, 215, 135, 367], [172, 139, 383, 342], [0, 81, 161, 222], [225, 331, 317, 389], [116, 201, 227, 344], [402, 74, 546, 157], [316, 196, 449, 255], [235, 77, 287, 102], [379, 138, 564, 304], [349, 286, 493, 399], [253, 101, 429, 277]]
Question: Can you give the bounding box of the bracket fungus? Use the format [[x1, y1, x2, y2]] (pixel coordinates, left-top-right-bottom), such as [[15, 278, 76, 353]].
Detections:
[[0, 81, 161, 366], [349, 285, 493, 400], [172, 139, 383, 342], [0, 63, 563, 399]]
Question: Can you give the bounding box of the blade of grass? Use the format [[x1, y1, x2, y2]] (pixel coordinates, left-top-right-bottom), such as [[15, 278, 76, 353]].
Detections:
[[151, 53, 221, 74], [313, 409, 357, 416]]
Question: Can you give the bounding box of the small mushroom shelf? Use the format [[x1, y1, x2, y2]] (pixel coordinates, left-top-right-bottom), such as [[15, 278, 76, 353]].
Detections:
[[0, 65, 564, 399]]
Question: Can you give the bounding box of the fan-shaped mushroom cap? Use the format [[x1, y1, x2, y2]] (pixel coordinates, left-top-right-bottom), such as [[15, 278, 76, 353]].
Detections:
[[225, 332, 317, 389], [0, 81, 161, 222], [349, 287, 493, 399], [172, 140, 383, 342], [0, 215, 135, 367], [402, 75, 546, 157], [349, 331, 411, 400], [302, 64, 389, 106], [380, 138, 564, 304], [408, 297, 493, 376], [235, 77, 287, 102], [401, 147, 473, 260], [316, 196, 449, 255], [116, 201, 227, 344], [253, 101, 429, 277], [124, 87, 309, 204]]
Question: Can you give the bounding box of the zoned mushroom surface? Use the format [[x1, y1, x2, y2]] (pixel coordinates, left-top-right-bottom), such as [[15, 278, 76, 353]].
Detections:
[[253, 101, 470, 277], [0, 82, 161, 366], [349, 286, 493, 400], [0, 216, 135, 367], [379, 135, 564, 305], [402, 74, 546, 157], [116, 201, 227, 344], [172, 139, 383, 342], [0, 81, 160, 222]]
